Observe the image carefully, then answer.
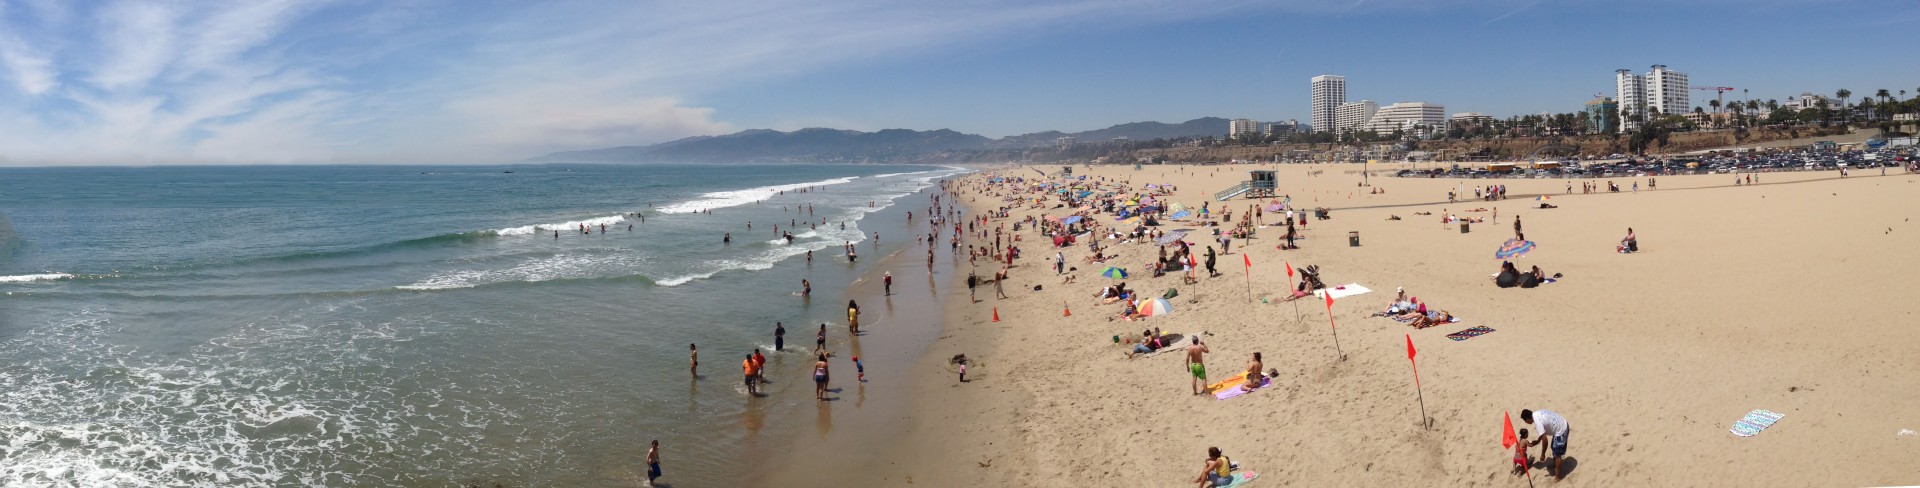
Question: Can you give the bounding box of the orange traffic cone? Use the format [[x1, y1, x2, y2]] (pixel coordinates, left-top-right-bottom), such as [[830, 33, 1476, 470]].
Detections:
[[992, 307, 1000, 322], [1063, 303, 1072, 317]]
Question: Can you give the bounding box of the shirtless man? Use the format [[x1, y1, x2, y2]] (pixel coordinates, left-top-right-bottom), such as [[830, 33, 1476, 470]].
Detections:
[[1186, 337, 1211, 395]]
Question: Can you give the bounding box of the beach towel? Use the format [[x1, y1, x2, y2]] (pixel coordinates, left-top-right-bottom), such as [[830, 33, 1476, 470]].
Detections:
[[1213, 377, 1272, 400], [1731, 410, 1785, 437], [1312, 284, 1372, 300], [1140, 332, 1200, 358], [1445, 326, 1496, 341], [1203, 372, 1251, 393], [1217, 470, 1260, 487]]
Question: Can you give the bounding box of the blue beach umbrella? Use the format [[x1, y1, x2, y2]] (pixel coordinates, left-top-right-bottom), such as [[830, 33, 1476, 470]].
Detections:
[[1495, 238, 1536, 260], [1101, 267, 1129, 279]]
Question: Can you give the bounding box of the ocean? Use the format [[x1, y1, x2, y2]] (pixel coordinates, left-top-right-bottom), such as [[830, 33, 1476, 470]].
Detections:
[[0, 163, 966, 486]]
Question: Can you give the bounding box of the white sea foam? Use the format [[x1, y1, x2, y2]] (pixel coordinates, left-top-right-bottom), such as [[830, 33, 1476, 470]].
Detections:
[[0, 273, 73, 283], [869, 170, 935, 178], [495, 215, 628, 236], [656, 176, 859, 214]]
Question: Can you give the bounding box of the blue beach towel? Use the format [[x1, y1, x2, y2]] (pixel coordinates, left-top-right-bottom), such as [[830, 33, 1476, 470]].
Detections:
[[1731, 409, 1785, 437]]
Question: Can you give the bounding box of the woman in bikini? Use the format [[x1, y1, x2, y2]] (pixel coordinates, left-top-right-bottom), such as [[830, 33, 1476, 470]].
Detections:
[[813, 353, 830, 400]]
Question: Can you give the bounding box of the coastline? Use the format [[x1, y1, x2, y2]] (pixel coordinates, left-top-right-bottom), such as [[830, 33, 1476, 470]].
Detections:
[[760, 161, 1920, 487]]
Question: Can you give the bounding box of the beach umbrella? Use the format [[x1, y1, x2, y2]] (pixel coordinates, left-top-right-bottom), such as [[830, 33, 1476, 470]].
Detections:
[[1495, 238, 1536, 260], [1101, 267, 1129, 279], [1136, 297, 1175, 317], [1168, 210, 1192, 220], [1536, 195, 1550, 202], [1266, 201, 1286, 212], [1061, 216, 1083, 225], [1155, 229, 1191, 246], [1170, 202, 1189, 213]]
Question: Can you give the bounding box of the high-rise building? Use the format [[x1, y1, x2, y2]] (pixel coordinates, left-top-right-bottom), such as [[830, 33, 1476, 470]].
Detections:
[[1647, 64, 1689, 118], [1616, 65, 1689, 131], [1367, 102, 1447, 134], [1335, 100, 1377, 136], [1616, 69, 1646, 131], [1265, 119, 1303, 137], [1311, 75, 1346, 133], [1229, 118, 1261, 138]]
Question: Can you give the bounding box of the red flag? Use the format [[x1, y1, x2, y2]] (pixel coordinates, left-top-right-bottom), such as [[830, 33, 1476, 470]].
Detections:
[[1405, 334, 1417, 361], [1242, 254, 1251, 268], [1502, 412, 1519, 449], [1284, 261, 1294, 279], [1323, 292, 1334, 310]]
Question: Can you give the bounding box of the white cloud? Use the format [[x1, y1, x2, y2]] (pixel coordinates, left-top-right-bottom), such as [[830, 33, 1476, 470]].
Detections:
[[0, 0, 1297, 164]]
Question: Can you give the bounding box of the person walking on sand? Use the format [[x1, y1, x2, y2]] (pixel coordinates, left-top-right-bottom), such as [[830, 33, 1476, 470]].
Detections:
[[688, 343, 698, 377], [1521, 409, 1571, 480], [993, 268, 1009, 299], [645, 440, 662, 486], [1186, 337, 1210, 395], [813, 352, 831, 400], [967, 270, 979, 303], [884, 271, 893, 296]]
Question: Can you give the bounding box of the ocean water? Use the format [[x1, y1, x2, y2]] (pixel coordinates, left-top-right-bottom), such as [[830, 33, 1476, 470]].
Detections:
[[0, 163, 964, 486]]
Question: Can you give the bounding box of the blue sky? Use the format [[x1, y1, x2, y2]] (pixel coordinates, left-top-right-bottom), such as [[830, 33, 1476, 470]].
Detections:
[[0, 0, 1915, 165]]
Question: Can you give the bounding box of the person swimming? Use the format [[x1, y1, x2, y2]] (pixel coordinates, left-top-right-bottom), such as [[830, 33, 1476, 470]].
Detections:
[[723, 232, 732, 244]]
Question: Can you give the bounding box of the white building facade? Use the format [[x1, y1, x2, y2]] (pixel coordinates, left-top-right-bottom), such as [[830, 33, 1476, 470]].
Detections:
[[1367, 102, 1447, 135], [1615, 65, 1689, 131], [1229, 118, 1261, 138], [1616, 69, 1647, 131], [1334, 100, 1377, 136], [1311, 75, 1346, 134]]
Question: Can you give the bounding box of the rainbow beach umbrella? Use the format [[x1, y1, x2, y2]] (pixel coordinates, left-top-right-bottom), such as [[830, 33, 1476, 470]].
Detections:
[[1136, 297, 1175, 317]]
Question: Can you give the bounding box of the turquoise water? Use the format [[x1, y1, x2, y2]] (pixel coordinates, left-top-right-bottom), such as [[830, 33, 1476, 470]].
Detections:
[[0, 163, 962, 486]]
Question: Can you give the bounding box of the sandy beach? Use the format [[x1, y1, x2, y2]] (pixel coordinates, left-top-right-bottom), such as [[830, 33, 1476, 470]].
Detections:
[[766, 162, 1920, 487]]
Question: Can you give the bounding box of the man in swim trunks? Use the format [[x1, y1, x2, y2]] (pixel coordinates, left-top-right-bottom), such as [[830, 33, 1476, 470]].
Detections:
[[1186, 337, 1210, 395], [1521, 409, 1571, 480]]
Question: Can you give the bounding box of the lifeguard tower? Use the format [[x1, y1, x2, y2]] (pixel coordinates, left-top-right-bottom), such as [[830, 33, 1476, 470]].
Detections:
[[1213, 170, 1276, 201]]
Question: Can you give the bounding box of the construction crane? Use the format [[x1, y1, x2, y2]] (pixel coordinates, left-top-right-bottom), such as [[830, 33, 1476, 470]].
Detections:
[[1691, 86, 1735, 112]]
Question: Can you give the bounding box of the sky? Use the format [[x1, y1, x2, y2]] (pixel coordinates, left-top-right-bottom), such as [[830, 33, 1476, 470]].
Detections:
[[0, 0, 1915, 165]]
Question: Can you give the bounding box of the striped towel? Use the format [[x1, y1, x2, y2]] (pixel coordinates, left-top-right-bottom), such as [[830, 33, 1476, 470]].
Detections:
[[1731, 409, 1785, 437], [1446, 326, 1496, 341]]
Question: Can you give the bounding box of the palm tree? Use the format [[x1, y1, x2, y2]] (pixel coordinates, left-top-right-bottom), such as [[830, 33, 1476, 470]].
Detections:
[[1767, 99, 1779, 111], [1836, 89, 1851, 123], [1709, 99, 1721, 114]]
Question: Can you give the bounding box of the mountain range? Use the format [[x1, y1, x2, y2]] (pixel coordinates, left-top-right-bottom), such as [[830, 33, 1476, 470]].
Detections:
[[531, 117, 1230, 163]]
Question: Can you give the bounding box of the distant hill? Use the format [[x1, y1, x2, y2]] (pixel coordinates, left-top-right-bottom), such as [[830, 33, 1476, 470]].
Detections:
[[530, 117, 1230, 163]]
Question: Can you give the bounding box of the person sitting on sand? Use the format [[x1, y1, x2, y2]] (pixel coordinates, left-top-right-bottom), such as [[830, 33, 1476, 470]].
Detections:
[[1381, 287, 1415, 315], [1117, 299, 1141, 322], [1494, 261, 1521, 288], [1239, 352, 1265, 392], [1194, 447, 1232, 488], [1618, 227, 1638, 253]]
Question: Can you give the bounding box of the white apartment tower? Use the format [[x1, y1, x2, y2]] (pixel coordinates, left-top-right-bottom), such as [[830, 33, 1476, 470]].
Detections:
[[1228, 118, 1261, 138], [1311, 75, 1346, 133], [1616, 65, 1689, 131], [1647, 64, 1689, 117], [1615, 69, 1646, 131]]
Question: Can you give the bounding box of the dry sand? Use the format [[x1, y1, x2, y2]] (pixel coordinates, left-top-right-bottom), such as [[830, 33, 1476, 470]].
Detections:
[[767, 162, 1920, 487]]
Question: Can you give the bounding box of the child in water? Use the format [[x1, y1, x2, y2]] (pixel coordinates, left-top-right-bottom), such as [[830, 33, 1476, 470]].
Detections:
[[854, 356, 865, 382]]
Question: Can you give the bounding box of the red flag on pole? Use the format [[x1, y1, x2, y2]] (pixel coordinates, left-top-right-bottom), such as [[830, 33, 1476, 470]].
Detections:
[[1406, 333, 1417, 361], [1502, 411, 1519, 449], [1243, 254, 1251, 268], [1284, 261, 1294, 279], [1323, 291, 1334, 311]]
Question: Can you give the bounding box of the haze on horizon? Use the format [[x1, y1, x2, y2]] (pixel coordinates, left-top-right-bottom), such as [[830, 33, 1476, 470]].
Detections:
[[0, 0, 1913, 166]]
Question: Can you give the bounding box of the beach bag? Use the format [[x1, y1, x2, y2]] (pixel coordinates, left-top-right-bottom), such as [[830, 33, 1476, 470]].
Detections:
[[1162, 288, 1179, 299]]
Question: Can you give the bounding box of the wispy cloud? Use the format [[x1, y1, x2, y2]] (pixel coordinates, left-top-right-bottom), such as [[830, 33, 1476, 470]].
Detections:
[[0, 0, 1569, 165], [1482, 0, 1539, 25]]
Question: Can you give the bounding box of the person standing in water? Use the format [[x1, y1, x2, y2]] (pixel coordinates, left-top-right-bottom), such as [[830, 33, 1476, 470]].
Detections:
[[883, 272, 893, 296], [688, 343, 698, 378], [645, 440, 662, 487], [774, 322, 786, 351], [847, 300, 861, 334], [801, 279, 811, 297]]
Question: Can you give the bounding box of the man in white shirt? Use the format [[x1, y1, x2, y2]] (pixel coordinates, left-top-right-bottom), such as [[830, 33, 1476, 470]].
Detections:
[[1521, 409, 1570, 479]]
